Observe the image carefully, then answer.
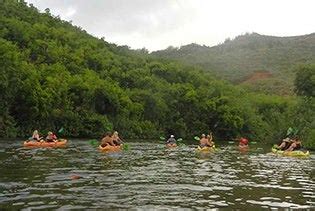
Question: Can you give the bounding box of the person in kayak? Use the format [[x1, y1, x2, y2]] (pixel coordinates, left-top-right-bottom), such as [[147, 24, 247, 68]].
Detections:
[[31, 130, 42, 141], [112, 131, 123, 146], [207, 133, 214, 147], [166, 135, 176, 145], [199, 134, 212, 148], [46, 131, 57, 142], [286, 137, 302, 151], [101, 132, 115, 147], [277, 137, 292, 150], [239, 137, 249, 147]]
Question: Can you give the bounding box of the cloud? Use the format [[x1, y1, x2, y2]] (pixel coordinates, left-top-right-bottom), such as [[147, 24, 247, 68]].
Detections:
[[26, 0, 315, 51]]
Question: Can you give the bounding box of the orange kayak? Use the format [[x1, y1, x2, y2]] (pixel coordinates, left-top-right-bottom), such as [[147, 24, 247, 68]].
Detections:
[[23, 139, 67, 148], [166, 143, 177, 148], [99, 144, 122, 152]]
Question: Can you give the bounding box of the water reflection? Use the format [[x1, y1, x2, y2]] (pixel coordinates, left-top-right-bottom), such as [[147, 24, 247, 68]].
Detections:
[[0, 140, 314, 210]]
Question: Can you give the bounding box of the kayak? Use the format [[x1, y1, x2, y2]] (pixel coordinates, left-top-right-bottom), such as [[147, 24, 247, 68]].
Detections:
[[23, 139, 67, 148], [99, 144, 122, 152], [166, 143, 177, 148], [197, 145, 216, 152], [271, 146, 310, 157]]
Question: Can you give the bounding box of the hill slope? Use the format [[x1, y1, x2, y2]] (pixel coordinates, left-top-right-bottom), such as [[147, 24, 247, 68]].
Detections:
[[152, 33, 315, 94], [0, 0, 314, 148]]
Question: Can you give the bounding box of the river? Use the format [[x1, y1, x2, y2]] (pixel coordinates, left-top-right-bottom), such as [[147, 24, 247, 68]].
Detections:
[[0, 139, 314, 210]]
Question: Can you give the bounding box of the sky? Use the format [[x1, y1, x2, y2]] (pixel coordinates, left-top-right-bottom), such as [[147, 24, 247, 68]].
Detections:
[[25, 0, 315, 51]]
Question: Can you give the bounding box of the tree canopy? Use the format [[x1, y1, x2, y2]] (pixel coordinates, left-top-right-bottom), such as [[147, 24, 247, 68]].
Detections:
[[0, 0, 314, 148]]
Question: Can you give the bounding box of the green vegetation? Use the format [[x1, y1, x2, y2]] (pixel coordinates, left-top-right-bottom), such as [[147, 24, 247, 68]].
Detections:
[[293, 65, 315, 148], [0, 1, 314, 148], [152, 33, 315, 95]]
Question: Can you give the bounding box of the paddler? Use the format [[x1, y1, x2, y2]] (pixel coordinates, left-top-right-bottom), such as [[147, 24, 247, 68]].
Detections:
[[276, 137, 292, 150], [286, 136, 302, 151], [166, 135, 176, 146], [207, 133, 214, 147], [112, 131, 123, 146], [30, 130, 43, 142], [46, 131, 57, 142], [239, 137, 248, 147], [199, 134, 212, 148], [101, 132, 115, 147]]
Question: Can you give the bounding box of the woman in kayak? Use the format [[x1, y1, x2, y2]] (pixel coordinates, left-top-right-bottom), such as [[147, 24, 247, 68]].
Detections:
[[286, 137, 302, 151], [31, 130, 42, 141], [112, 131, 123, 146], [46, 131, 57, 142], [101, 132, 115, 147], [277, 137, 292, 150], [207, 133, 214, 147], [199, 134, 212, 148]]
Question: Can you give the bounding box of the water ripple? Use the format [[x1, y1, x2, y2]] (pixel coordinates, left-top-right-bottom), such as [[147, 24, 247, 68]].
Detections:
[[0, 140, 314, 209]]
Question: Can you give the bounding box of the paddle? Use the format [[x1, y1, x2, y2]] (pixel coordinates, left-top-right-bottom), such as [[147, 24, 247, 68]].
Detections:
[[117, 137, 130, 151], [176, 138, 186, 146], [57, 127, 64, 141], [58, 127, 64, 134], [89, 139, 98, 147], [159, 136, 166, 141], [121, 143, 130, 151], [194, 136, 200, 141]]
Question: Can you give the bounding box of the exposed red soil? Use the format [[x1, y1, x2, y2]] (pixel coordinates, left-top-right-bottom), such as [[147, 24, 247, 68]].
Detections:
[[241, 71, 273, 84]]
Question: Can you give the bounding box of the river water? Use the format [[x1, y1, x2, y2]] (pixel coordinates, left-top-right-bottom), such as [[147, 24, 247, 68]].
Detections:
[[0, 139, 314, 210]]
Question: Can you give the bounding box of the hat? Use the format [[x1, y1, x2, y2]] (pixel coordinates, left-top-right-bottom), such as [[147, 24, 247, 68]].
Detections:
[[170, 135, 174, 138]]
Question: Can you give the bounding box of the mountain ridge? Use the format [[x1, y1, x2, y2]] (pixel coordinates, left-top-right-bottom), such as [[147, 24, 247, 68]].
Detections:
[[151, 32, 315, 95]]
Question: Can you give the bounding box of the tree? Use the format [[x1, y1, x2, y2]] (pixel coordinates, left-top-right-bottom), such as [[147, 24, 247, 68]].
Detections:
[[295, 64, 315, 97]]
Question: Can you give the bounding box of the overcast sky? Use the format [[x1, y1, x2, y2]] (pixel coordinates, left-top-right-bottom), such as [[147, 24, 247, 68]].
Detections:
[[26, 0, 315, 51]]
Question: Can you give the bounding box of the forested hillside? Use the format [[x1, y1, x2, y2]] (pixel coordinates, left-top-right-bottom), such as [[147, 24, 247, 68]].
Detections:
[[0, 0, 314, 148], [152, 33, 315, 95]]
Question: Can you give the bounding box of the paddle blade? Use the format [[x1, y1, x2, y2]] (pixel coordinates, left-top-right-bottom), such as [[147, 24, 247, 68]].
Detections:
[[58, 127, 64, 133], [160, 136, 165, 141], [194, 136, 200, 141], [177, 138, 183, 142], [122, 144, 130, 151], [286, 127, 293, 136], [89, 139, 98, 146]]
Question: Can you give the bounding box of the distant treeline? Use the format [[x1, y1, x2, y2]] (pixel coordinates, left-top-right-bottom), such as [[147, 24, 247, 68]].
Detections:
[[0, 0, 314, 148], [151, 33, 315, 95]]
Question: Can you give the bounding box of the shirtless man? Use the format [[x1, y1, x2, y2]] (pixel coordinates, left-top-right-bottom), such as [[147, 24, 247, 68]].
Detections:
[[199, 134, 212, 148], [101, 132, 115, 147]]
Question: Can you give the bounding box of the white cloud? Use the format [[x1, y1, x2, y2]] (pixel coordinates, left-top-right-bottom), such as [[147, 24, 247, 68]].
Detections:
[[26, 0, 315, 51]]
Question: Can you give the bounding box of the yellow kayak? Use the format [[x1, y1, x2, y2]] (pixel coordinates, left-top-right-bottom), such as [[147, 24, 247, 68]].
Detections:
[[271, 146, 310, 157], [197, 145, 216, 152]]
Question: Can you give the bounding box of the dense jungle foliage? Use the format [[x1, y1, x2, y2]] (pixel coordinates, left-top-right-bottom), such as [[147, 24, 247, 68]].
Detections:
[[152, 33, 315, 95], [0, 0, 314, 148]]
